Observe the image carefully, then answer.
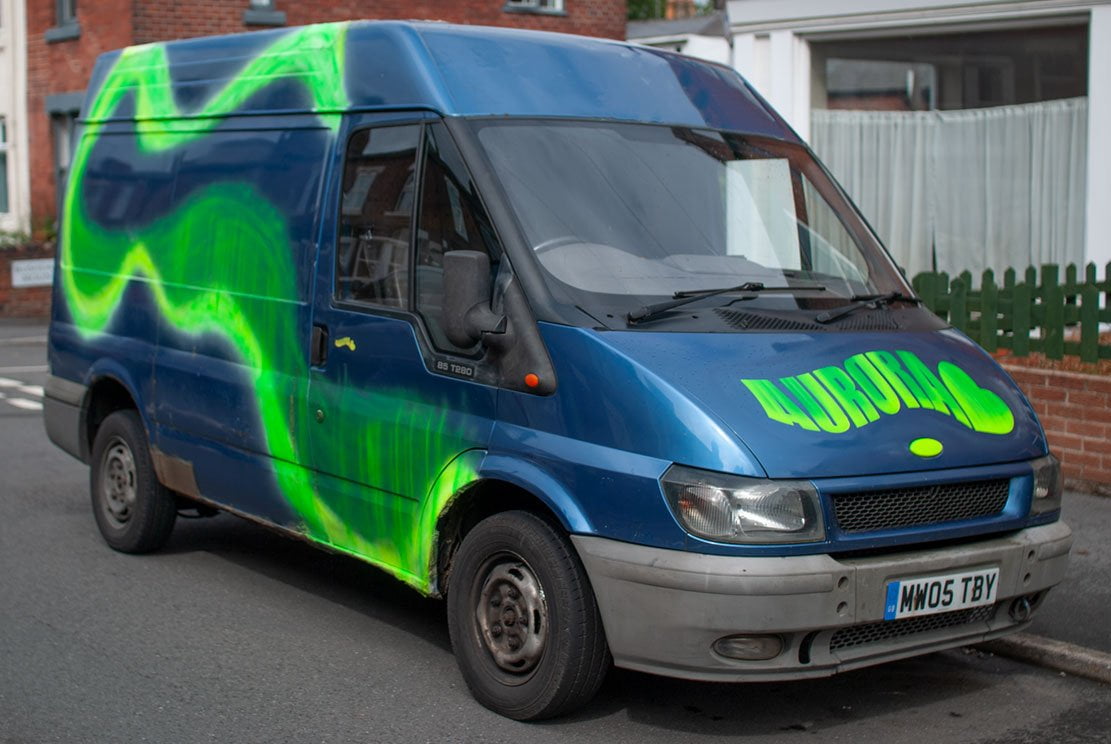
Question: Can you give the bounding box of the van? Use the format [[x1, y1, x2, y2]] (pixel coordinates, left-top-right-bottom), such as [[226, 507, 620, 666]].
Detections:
[[45, 21, 1071, 720]]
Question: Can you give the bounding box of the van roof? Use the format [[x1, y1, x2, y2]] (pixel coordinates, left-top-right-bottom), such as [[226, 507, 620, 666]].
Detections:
[[82, 21, 793, 140]]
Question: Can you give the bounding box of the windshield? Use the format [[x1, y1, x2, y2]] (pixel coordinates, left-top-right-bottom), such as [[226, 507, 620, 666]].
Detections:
[[474, 120, 911, 326]]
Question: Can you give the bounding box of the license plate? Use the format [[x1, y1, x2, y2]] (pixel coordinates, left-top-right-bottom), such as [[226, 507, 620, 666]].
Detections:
[[883, 567, 999, 621]]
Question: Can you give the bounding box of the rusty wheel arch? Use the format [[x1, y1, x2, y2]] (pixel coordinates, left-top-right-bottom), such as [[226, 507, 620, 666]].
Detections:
[[433, 479, 565, 598]]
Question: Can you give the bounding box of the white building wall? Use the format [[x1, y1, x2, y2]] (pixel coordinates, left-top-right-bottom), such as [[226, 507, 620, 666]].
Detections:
[[679, 34, 732, 65], [734, 30, 813, 140], [0, 0, 30, 234], [628, 34, 732, 66], [726, 0, 1111, 269], [1086, 6, 1111, 267]]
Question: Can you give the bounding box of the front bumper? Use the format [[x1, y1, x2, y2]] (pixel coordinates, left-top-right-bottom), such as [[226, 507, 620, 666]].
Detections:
[[573, 520, 1071, 682]]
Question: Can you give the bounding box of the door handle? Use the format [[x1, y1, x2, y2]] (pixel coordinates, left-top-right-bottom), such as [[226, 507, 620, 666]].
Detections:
[[310, 324, 329, 367]]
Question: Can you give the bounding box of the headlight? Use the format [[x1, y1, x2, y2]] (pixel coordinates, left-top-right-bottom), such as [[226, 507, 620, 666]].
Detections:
[[662, 465, 824, 544], [1030, 454, 1063, 515]]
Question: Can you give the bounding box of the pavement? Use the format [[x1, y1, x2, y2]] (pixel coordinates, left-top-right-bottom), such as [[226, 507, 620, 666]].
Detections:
[[3, 317, 1109, 682], [995, 487, 1111, 683]]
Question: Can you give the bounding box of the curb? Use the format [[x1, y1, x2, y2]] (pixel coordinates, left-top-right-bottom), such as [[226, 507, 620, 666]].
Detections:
[[978, 633, 1111, 685]]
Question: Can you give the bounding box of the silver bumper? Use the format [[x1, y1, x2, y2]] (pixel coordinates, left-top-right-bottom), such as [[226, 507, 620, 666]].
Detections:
[[573, 521, 1072, 682]]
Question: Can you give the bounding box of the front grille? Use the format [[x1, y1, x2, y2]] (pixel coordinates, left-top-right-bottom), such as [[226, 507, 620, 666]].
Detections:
[[830, 604, 997, 651], [832, 478, 1011, 533]]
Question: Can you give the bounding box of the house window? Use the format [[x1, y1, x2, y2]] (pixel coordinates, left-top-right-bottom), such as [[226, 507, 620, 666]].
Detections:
[[45, 0, 80, 41], [244, 0, 286, 27], [0, 118, 10, 214], [504, 0, 565, 13], [809, 25, 1090, 277], [57, 0, 77, 25], [51, 113, 78, 221], [813, 27, 1087, 113]]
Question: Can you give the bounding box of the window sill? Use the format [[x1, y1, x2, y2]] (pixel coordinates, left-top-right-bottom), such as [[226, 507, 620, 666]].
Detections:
[[45, 23, 81, 43], [243, 9, 286, 27], [502, 6, 568, 17]]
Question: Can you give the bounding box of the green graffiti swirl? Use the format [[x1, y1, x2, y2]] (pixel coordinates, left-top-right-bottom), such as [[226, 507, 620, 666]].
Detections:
[[60, 24, 477, 593]]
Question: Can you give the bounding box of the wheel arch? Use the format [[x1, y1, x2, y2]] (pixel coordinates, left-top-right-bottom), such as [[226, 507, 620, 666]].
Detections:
[[432, 454, 596, 598], [82, 373, 142, 461]]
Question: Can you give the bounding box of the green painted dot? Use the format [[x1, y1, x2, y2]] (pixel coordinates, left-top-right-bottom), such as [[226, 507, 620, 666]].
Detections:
[[909, 437, 944, 458]]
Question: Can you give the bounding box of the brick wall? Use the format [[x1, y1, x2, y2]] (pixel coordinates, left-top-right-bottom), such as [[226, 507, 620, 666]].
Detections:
[[282, 1, 626, 39], [1003, 364, 1111, 496], [134, 2, 625, 44], [133, 1, 256, 43], [26, 0, 135, 230], [0, 244, 55, 318], [27, 1, 626, 232]]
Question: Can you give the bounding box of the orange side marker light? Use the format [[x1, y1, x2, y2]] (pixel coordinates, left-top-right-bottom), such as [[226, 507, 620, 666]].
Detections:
[[524, 373, 540, 389]]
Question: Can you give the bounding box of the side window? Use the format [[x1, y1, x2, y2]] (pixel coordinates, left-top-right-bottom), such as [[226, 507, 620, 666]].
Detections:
[[416, 122, 502, 352], [336, 124, 420, 308]]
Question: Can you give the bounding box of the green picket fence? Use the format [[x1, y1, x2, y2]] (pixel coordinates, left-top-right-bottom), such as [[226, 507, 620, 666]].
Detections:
[[911, 262, 1111, 362]]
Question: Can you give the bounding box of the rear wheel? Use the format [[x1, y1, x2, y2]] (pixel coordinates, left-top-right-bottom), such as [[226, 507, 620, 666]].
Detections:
[[447, 511, 610, 720], [90, 410, 176, 553]]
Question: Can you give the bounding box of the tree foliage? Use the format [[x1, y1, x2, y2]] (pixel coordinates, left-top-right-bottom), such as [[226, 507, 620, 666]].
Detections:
[[627, 0, 666, 20], [628, 1, 720, 21]]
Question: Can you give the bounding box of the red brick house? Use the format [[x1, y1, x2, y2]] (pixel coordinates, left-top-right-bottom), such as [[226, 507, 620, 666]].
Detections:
[[25, 0, 627, 233]]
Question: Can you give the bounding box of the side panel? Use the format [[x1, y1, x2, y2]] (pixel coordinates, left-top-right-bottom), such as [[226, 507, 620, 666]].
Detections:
[[53, 28, 491, 592], [146, 119, 330, 523], [48, 120, 162, 449], [65, 114, 332, 527]]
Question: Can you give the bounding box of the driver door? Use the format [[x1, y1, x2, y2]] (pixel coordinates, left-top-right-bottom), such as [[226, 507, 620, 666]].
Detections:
[[303, 114, 499, 582]]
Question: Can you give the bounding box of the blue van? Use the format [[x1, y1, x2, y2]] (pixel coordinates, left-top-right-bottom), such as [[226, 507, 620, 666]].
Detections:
[[44, 21, 1071, 720]]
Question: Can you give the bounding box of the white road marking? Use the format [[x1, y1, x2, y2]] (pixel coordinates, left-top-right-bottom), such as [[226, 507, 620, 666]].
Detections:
[[0, 379, 44, 396], [6, 398, 43, 411], [0, 365, 48, 373], [0, 336, 48, 346], [0, 383, 44, 411]]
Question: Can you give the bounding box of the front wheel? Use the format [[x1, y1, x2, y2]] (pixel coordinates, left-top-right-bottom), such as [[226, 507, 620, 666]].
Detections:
[[447, 511, 611, 721], [90, 410, 176, 553]]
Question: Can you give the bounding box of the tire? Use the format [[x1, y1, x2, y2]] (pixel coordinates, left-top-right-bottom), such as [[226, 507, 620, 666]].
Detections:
[[89, 410, 176, 553], [447, 510, 611, 721]]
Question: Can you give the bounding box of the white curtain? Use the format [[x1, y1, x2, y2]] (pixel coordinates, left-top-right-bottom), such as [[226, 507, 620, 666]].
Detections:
[[811, 98, 1088, 277]]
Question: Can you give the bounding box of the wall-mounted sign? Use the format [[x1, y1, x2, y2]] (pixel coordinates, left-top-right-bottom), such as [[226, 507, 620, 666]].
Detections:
[[11, 258, 54, 288]]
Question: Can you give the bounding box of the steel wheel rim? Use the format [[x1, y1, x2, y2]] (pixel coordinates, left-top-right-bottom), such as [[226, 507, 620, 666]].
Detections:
[[100, 436, 136, 528], [475, 555, 548, 675]]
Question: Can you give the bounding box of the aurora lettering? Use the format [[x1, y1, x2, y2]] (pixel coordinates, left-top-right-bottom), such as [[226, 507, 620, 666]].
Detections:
[[58, 23, 478, 593], [741, 350, 1016, 435]]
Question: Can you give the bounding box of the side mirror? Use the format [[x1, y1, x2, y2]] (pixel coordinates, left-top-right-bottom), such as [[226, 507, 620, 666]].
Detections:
[[442, 251, 506, 348]]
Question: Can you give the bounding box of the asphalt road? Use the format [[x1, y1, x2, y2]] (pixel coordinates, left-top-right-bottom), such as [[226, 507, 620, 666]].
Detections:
[[2, 323, 1109, 743]]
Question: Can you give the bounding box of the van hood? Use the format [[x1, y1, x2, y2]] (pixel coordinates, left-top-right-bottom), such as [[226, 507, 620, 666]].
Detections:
[[596, 329, 1045, 479]]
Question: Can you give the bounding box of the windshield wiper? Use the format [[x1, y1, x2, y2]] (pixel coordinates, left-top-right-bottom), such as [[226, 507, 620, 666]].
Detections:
[[814, 292, 922, 324], [627, 281, 826, 326]]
